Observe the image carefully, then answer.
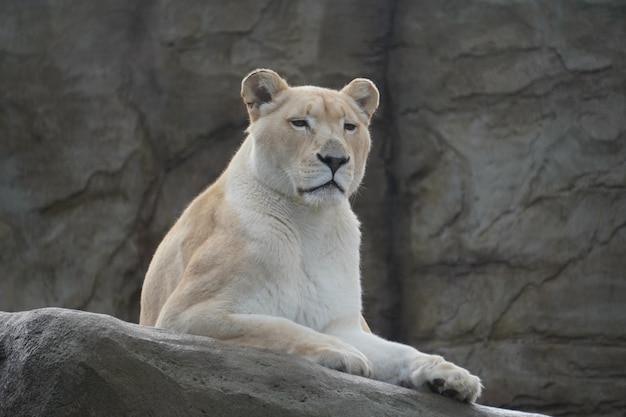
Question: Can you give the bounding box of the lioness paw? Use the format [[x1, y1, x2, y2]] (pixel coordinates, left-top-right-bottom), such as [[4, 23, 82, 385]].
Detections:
[[410, 355, 482, 402], [308, 344, 373, 378]]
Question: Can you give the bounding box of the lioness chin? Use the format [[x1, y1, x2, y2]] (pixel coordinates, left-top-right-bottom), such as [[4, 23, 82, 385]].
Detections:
[[140, 69, 482, 402]]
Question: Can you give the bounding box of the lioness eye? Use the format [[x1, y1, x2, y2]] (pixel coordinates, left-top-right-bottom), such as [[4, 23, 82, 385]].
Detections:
[[344, 122, 357, 132], [290, 119, 309, 129]]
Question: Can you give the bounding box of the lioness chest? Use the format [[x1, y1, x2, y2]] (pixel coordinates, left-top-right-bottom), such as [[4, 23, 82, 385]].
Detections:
[[225, 186, 363, 332]]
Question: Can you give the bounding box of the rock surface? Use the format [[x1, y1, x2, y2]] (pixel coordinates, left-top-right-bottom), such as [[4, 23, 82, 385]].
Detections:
[[0, 308, 548, 417], [0, 1, 624, 416], [388, 2, 626, 415]]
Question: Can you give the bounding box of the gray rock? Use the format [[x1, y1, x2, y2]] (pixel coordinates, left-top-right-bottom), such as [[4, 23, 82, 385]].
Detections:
[[0, 308, 548, 417], [388, 1, 626, 415]]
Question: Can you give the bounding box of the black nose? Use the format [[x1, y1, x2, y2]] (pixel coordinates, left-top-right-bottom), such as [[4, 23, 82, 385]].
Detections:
[[317, 154, 350, 175]]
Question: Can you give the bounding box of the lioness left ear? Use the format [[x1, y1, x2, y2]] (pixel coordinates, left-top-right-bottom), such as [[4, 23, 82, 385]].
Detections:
[[341, 78, 380, 120], [241, 69, 289, 122]]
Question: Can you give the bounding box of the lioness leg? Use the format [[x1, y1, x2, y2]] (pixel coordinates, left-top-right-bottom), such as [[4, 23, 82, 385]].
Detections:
[[325, 323, 483, 402], [157, 305, 372, 377]]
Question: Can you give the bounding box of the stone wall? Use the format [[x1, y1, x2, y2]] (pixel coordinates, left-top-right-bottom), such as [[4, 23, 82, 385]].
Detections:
[[1, 1, 624, 416], [387, 2, 626, 415]]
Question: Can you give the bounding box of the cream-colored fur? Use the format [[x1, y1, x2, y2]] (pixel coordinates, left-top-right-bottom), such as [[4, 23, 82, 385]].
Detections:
[[140, 69, 482, 402]]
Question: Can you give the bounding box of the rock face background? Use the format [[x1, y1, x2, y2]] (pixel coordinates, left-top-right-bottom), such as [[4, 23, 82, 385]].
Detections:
[[0, 1, 624, 416]]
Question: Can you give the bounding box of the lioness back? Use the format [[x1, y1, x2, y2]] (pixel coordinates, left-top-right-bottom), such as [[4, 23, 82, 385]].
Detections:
[[140, 177, 227, 326]]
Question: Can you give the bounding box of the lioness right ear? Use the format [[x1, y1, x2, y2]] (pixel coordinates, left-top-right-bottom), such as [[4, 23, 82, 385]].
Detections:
[[241, 69, 289, 122]]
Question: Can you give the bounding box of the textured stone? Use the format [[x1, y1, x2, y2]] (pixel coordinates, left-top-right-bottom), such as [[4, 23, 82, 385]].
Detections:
[[1, 1, 625, 416], [0, 308, 549, 417], [388, 1, 626, 416]]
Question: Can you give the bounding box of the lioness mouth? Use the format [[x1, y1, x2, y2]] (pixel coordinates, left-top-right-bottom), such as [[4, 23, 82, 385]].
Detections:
[[300, 180, 345, 194]]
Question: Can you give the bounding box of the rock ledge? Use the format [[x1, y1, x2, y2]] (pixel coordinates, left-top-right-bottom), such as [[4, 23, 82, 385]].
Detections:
[[0, 309, 549, 417]]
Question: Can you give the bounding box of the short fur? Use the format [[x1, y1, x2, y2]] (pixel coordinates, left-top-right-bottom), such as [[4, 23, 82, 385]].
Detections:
[[140, 69, 482, 402]]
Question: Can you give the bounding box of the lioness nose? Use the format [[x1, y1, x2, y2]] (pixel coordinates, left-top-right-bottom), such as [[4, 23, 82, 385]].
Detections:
[[317, 153, 350, 175]]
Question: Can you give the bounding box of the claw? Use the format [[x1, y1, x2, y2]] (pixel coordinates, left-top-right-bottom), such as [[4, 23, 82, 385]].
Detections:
[[442, 389, 459, 399], [427, 378, 445, 393], [428, 379, 462, 401]]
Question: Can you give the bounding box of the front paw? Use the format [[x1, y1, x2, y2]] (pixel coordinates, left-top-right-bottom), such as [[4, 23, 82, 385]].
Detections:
[[305, 343, 373, 378], [411, 355, 482, 402]]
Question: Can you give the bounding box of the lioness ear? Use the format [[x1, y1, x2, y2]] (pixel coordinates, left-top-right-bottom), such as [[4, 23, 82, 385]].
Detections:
[[241, 69, 289, 122], [341, 78, 380, 120]]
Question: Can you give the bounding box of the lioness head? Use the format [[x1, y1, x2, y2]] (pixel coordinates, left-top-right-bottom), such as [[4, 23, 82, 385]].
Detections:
[[241, 69, 379, 207]]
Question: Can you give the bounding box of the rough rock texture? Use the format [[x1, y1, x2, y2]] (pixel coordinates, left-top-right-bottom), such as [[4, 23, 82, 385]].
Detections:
[[0, 1, 624, 417], [0, 308, 549, 417], [387, 2, 626, 416]]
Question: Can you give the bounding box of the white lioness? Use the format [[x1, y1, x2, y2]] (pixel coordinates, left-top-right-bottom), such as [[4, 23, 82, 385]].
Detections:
[[140, 69, 482, 402]]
